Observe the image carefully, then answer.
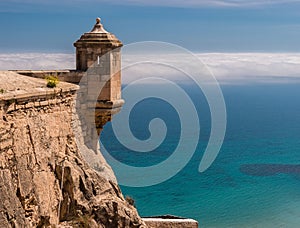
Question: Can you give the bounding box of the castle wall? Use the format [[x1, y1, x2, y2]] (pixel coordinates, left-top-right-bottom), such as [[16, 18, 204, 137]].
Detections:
[[0, 72, 145, 227]]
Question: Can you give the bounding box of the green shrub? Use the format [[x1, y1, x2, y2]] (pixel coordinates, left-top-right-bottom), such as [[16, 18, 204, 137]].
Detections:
[[0, 89, 4, 94], [45, 75, 59, 88]]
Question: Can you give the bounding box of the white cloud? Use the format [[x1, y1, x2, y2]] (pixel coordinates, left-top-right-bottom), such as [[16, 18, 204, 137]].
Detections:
[[0, 53, 75, 70], [1, 52, 300, 84], [121, 52, 300, 84], [198, 53, 300, 84]]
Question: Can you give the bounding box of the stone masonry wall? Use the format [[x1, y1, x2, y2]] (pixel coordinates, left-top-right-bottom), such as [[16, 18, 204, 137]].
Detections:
[[0, 72, 146, 227]]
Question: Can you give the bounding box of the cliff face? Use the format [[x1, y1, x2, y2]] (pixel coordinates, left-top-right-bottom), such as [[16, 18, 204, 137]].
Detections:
[[0, 71, 145, 227]]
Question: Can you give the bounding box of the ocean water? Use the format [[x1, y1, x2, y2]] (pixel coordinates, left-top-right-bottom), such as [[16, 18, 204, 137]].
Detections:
[[101, 82, 300, 227]]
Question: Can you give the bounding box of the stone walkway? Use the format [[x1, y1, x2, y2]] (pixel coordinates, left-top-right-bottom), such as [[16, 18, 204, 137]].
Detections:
[[0, 71, 77, 93]]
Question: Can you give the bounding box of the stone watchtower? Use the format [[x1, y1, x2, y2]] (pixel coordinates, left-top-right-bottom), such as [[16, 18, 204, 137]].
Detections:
[[74, 18, 124, 148], [74, 17, 123, 102], [74, 17, 122, 72]]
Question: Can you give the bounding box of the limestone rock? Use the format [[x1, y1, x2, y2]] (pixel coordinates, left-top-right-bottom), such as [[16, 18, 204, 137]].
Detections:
[[0, 72, 146, 227]]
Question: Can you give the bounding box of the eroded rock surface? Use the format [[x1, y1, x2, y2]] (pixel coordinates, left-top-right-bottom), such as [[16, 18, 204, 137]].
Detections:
[[0, 72, 146, 227]]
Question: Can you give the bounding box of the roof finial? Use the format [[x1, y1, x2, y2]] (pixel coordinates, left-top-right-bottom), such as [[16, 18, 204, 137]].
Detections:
[[90, 17, 108, 33]]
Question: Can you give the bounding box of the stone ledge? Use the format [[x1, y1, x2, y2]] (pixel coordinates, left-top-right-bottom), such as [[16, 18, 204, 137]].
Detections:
[[13, 70, 85, 84], [0, 71, 79, 103], [0, 86, 78, 102], [142, 217, 198, 228], [94, 99, 125, 109]]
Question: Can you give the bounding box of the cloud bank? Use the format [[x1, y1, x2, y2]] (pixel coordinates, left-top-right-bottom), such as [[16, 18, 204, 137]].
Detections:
[[0, 53, 75, 71], [199, 53, 300, 84], [121, 52, 300, 84], [0, 52, 300, 84]]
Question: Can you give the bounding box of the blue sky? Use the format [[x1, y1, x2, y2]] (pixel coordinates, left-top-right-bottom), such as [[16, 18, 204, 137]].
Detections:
[[1, 0, 300, 53]]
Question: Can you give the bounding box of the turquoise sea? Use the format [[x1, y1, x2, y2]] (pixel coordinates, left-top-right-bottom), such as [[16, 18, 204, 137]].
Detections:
[[101, 82, 300, 227]]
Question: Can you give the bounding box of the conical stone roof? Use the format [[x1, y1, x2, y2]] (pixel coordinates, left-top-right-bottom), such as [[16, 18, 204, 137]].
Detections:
[[74, 18, 122, 48]]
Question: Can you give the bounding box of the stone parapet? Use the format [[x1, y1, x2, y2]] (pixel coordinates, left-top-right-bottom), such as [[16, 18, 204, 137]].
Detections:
[[0, 71, 79, 119], [14, 70, 84, 84]]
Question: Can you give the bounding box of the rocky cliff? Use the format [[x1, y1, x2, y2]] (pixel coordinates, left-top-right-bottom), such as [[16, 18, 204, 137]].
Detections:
[[0, 71, 146, 227]]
